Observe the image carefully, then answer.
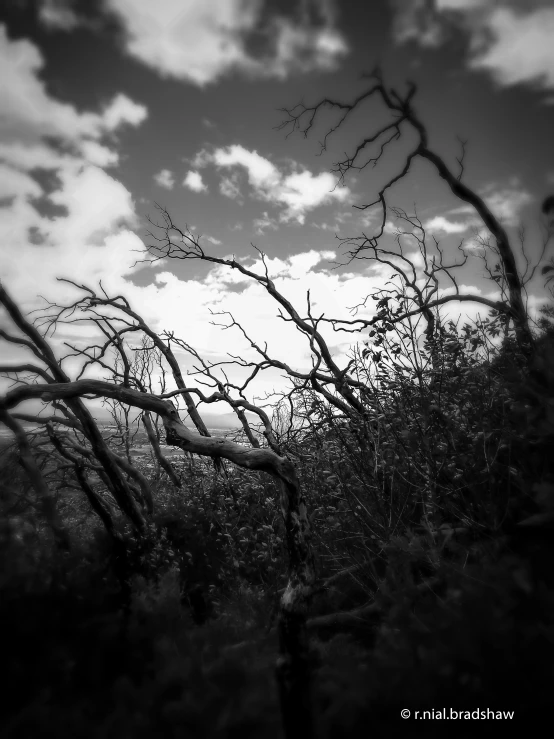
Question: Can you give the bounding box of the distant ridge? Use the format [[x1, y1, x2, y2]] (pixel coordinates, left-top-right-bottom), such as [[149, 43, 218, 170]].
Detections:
[[92, 407, 248, 430]]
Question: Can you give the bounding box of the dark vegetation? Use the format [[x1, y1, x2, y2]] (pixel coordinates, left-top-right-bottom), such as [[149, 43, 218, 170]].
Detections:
[[1, 75, 554, 737]]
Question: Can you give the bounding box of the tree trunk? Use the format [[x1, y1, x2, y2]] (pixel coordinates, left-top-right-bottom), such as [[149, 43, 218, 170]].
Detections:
[[142, 411, 181, 488], [276, 472, 316, 739]]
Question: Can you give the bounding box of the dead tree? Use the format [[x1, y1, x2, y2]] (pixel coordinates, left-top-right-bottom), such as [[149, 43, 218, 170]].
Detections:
[[0, 279, 317, 739], [278, 69, 537, 353], [0, 283, 146, 530]]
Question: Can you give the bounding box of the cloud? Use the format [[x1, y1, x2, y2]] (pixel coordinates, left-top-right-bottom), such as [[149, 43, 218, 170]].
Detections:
[[0, 164, 146, 307], [453, 181, 533, 252], [38, 0, 80, 30], [314, 221, 341, 232], [391, 1, 554, 96], [3, 237, 388, 404], [420, 182, 532, 249], [0, 25, 147, 150], [183, 170, 208, 193], [212, 145, 280, 190], [481, 181, 533, 225], [101, 93, 148, 129], [0, 47, 396, 409], [424, 178, 532, 237], [392, 0, 446, 48], [277, 170, 349, 223], [120, 248, 381, 397], [198, 144, 350, 224], [79, 140, 120, 168], [469, 7, 554, 93], [0, 163, 41, 201], [437, 0, 484, 8], [141, 248, 360, 354], [40, 0, 347, 87], [253, 211, 279, 234], [219, 175, 242, 202], [126, 247, 507, 403], [424, 215, 470, 234], [462, 230, 488, 256], [154, 168, 175, 189], [0, 27, 149, 313]]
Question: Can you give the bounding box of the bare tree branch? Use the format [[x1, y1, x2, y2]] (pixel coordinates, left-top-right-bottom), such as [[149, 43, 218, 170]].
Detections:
[[279, 71, 535, 351], [0, 404, 70, 550], [0, 281, 146, 531]]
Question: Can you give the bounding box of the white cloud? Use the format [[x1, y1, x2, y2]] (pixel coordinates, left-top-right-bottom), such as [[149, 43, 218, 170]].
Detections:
[[205, 235, 222, 245], [47, 165, 136, 244], [0, 103, 398, 406], [127, 250, 374, 395], [391, 0, 445, 48], [0, 141, 62, 173], [183, 170, 208, 193], [0, 159, 145, 304], [358, 210, 379, 230], [469, 7, 554, 92], [424, 215, 470, 234], [392, 1, 554, 96], [462, 229, 489, 256], [314, 221, 341, 232], [335, 211, 353, 224], [154, 168, 175, 189], [101, 93, 148, 130], [212, 146, 280, 190], [0, 26, 147, 146], [38, 0, 80, 30], [199, 144, 350, 224], [5, 13, 536, 410], [253, 211, 279, 234], [79, 140, 120, 168], [0, 163, 41, 200], [78, 0, 347, 87], [481, 181, 533, 225], [219, 175, 242, 201], [0, 27, 149, 314], [269, 250, 336, 280], [4, 239, 390, 403], [421, 180, 531, 242], [122, 247, 509, 404], [137, 248, 368, 366], [436, 0, 485, 10], [278, 170, 349, 223]]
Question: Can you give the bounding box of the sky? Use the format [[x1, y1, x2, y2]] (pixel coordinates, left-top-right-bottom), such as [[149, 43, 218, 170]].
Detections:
[[1, 0, 554, 424]]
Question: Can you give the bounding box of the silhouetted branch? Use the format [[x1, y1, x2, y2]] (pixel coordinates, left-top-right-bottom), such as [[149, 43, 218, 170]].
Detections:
[[279, 73, 534, 351]]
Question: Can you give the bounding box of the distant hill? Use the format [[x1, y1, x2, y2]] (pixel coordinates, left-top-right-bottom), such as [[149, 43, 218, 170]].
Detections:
[[92, 407, 248, 430]]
